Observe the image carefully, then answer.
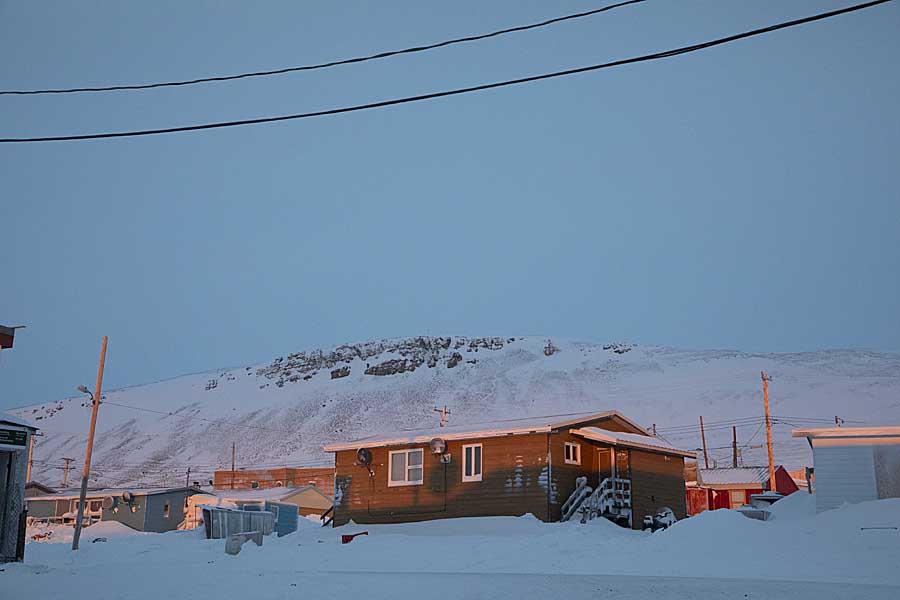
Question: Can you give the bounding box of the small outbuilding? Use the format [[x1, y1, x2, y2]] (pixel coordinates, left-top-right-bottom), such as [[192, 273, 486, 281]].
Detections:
[[793, 426, 900, 512], [27, 486, 206, 532], [1, 413, 37, 562], [689, 466, 799, 514]]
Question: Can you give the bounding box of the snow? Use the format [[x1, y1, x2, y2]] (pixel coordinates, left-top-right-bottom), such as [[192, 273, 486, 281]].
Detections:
[[5, 496, 899, 599], [323, 410, 644, 451], [0, 411, 35, 428], [215, 485, 317, 502], [25, 520, 149, 544], [697, 466, 770, 486], [572, 427, 694, 457], [12, 337, 900, 487]]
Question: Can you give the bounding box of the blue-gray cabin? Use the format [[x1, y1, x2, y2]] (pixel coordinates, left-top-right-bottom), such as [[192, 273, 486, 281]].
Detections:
[[26, 486, 205, 533]]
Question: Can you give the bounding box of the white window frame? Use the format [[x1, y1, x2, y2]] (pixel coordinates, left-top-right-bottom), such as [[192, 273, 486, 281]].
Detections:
[[388, 448, 424, 487], [462, 443, 483, 482], [565, 442, 581, 465]]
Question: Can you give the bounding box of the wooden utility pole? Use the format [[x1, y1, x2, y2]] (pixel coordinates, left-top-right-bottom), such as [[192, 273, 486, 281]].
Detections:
[[26, 433, 37, 482], [433, 405, 451, 427], [72, 335, 108, 551], [61, 457, 75, 487], [761, 371, 776, 492], [732, 425, 739, 468], [651, 424, 657, 436], [231, 443, 236, 490], [699, 416, 710, 469]]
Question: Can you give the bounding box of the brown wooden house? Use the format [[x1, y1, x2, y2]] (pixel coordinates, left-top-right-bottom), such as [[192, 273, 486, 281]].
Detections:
[[323, 410, 694, 529], [212, 466, 334, 498]]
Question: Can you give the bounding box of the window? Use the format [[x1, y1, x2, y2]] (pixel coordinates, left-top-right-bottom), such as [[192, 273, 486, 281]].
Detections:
[[388, 449, 424, 486], [164, 501, 170, 518], [729, 490, 745, 507], [462, 444, 483, 482], [565, 442, 581, 465], [250, 481, 259, 489]]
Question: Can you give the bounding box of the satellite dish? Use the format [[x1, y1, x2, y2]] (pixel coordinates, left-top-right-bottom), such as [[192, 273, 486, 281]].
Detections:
[[122, 491, 134, 503], [430, 438, 447, 455], [102, 496, 117, 509], [356, 448, 373, 466]]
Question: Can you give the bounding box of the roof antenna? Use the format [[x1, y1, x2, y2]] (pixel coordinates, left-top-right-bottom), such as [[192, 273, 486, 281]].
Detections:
[[433, 405, 451, 427]]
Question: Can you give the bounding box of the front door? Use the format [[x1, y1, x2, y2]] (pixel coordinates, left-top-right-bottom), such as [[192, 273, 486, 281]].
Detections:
[[598, 448, 613, 482]]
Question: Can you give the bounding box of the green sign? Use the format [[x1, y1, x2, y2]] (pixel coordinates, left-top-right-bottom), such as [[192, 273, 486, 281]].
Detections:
[[0, 428, 28, 447]]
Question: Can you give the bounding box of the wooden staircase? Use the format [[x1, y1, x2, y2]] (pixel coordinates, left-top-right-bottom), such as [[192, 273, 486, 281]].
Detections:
[[561, 476, 632, 527]]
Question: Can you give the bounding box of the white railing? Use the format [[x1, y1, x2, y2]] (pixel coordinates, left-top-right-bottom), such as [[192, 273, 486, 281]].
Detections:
[[560, 476, 593, 522], [580, 477, 631, 526]]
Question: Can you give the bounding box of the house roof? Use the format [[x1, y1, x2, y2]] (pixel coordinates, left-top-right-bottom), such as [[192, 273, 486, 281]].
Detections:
[[217, 485, 328, 503], [27, 486, 202, 502], [26, 481, 57, 494], [792, 426, 900, 440], [323, 410, 648, 452], [571, 427, 696, 458], [697, 467, 776, 489], [1, 412, 37, 430]]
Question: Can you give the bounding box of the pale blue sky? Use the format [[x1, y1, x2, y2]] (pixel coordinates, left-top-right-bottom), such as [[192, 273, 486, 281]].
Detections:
[[2, 1, 899, 410]]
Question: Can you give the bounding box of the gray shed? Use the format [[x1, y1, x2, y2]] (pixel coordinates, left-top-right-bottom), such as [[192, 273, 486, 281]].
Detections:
[[1, 413, 37, 562], [27, 486, 206, 533]]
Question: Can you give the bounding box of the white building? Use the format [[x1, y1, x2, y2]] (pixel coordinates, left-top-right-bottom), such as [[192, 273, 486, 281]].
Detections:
[[792, 426, 900, 512]]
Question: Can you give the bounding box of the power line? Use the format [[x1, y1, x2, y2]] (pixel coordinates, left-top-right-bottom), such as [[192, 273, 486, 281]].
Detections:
[[100, 400, 297, 434], [0, 0, 889, 143], [0, 1, 645, 96]]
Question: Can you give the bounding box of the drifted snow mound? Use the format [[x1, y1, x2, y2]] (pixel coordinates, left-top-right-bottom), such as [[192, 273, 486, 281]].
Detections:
[[15, 336, 900, 487], [768, 490, 816, 521], [27, 520, 148, 545]]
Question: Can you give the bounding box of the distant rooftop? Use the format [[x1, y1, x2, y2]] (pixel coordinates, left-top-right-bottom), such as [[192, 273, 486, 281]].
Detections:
[[698, 467, 774, 487], [27, 486, 201, 501], [324, 410, 648, 452], [216, 485, 326, 502]]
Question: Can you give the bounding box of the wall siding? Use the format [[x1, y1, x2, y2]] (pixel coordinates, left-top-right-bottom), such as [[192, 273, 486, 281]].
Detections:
[[630, 450, 686, 527], [333, 434, 551, 526], [814, 445, 877, 512]]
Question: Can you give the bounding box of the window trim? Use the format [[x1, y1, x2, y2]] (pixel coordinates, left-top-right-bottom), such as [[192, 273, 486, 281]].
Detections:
[[462, 443, 483, 482], [388, 448, 425, 487], [564, 442, 581, 465]]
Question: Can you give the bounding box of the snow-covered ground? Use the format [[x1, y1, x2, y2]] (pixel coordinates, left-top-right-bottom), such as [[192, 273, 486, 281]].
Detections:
[[5, 494, 899, 599], [12, 337, 900, 487]]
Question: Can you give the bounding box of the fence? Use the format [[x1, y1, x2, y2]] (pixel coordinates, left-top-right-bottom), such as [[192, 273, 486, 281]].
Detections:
[[201, 506, 274, 540]]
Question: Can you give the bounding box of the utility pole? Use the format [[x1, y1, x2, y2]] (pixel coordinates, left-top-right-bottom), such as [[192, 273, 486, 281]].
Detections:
[[699, 416, 710, 469], [72, 335, 108, 551], [761, 371, 776, 492], [26, 432, 42, 482], [231, 443, 236, 490], [433, 405, 451, 427], [652, 424, 657, 436], [732, 425, 738, 468], [61, 457, 75, 487]]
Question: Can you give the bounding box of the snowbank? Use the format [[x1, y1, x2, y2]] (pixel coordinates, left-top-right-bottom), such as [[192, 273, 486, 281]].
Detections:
[[5, 497, 899, 599], [26, 520, 149, 544]]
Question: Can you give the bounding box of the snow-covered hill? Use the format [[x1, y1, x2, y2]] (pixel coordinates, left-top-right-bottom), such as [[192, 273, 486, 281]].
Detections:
[[13, 336, 900, 488]]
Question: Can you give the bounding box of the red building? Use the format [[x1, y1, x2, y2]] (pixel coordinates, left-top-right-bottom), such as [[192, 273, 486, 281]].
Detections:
[[687, 466, 799, 515]]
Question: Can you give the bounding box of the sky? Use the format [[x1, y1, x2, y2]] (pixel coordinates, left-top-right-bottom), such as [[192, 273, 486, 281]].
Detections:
[[1, 0, 899, 411]]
